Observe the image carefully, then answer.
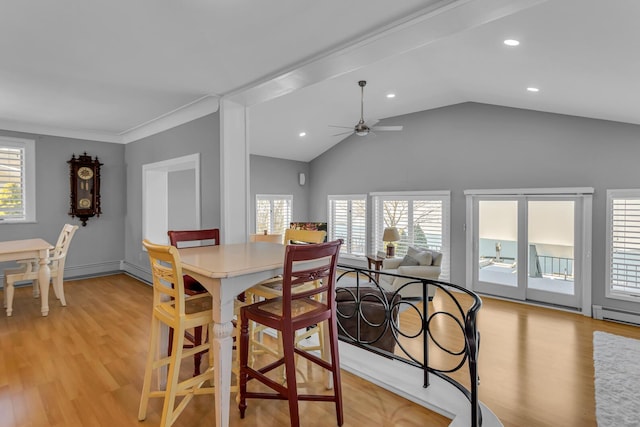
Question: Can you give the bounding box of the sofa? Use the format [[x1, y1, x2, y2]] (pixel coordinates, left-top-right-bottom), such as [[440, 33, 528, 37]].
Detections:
[[336, 287, 400, 354], [378, 246, 442, 299]]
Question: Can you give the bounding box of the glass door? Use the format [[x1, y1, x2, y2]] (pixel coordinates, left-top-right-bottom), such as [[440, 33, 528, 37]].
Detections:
[[526, 199, 580, 308], [472, 195, 582, 309], [475, 198, 525, 300]]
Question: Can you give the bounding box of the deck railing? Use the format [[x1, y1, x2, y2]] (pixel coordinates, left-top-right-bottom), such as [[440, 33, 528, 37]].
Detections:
[[335, 265, 482, 427]]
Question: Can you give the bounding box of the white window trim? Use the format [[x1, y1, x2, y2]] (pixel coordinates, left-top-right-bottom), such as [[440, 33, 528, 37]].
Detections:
[[371, 190, 451, 281], [0, 136, 36, 223], [328, 194, 367, 259], [255, 194, 293, 235], [606, 189, 640, 303]]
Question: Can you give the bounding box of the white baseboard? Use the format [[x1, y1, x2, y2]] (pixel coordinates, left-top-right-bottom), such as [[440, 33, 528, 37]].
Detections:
[[593, 305, 640, 325]]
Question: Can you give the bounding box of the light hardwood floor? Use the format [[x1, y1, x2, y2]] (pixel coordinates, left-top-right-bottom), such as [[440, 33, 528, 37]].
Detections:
[[1, 273, 639, 427], [0, 274, 448, 427]]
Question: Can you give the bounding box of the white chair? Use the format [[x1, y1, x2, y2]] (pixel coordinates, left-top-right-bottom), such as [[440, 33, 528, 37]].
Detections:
[[3, 224, 79, 316]]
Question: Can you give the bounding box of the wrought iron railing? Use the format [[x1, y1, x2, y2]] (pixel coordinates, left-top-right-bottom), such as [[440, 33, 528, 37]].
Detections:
[[335, 265, 482, 427], [537, 255, 574, 279]]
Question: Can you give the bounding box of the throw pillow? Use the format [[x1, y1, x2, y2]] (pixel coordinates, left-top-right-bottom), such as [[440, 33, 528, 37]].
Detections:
[[399, 254, 420, 266], [407, 246, 433, 266]]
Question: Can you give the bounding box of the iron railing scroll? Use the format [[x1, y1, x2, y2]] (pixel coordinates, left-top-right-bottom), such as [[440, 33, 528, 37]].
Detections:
[[335, 265, 483, 427]]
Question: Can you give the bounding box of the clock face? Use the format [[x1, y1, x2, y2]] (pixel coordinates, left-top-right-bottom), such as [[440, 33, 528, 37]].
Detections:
[[77, 166, 94, 180], [78, 198, 91, 209]]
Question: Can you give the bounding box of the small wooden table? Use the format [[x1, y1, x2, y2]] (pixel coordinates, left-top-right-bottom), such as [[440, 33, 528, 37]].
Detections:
[[366, 254, 385, 283], [0, 238, 53, 316]]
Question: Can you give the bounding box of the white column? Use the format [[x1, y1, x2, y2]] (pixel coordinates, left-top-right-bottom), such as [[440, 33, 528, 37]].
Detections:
[[219, 98, 250, 244]]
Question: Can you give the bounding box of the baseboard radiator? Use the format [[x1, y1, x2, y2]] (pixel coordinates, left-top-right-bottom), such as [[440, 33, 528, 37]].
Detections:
[[593, 305, 640, 326]]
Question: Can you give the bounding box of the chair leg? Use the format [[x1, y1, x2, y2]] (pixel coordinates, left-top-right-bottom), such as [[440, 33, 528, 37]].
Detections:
[[282, 324, 301, 427], [32, 279, 40, 298], [161, 324, 185, 427], [238, 313, 249, 418], [138, 315, 161, 421], [5, 280, 14, 317], [55, 274, 66, 306], [328, 319, 344, 426], [192, 325, 203, 376]]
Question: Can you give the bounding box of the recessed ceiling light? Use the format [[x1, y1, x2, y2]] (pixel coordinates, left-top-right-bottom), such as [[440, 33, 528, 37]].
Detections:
[[504, 39, 520, 47], [299, 132, 306, 137], [386, 93, 396, 99], [527, 87, 540, 92]]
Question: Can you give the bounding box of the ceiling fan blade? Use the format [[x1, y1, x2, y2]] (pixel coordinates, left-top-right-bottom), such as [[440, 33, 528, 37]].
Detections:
[[329, 125, 354, 129], [332, 130, 354, 137], [371, 125, 403, 131]]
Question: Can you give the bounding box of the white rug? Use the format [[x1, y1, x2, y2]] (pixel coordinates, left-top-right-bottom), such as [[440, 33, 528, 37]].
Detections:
[[593, 331, 640, 427]]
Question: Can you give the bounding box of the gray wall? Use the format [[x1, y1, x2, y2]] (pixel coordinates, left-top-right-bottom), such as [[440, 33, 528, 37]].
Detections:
[[124, 113, 220, 275], [250, 155, 310, 231], [0, 130, 125, 275], [309, 102, 640, 312]]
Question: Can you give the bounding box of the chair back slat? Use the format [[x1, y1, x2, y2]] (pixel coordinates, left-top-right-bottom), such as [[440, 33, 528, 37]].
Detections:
[[143, 240, 184, 314], [52, 224, 79, 260], [283, 229, 326, 245], [168, 228, 220, 248], [281, 240, 342, 318]]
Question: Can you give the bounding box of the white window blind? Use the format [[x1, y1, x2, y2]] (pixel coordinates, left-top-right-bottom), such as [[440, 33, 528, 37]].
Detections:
[[255, 194, 292, 236], [0, 137, 35, 222], [607, 190, 640, 298], [372, 191, 450, 281], [328, 195, 366, 256]]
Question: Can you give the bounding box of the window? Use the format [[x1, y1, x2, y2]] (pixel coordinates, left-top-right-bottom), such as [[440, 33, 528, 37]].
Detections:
[[607, 189, 640, 300], [372, 191, 450, 280], [256, 194, 292, 235], [0, 136, 35, 222], [328, 195, 366, 257]]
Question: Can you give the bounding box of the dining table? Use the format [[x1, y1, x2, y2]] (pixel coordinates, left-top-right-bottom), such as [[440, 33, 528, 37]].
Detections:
[[177, 241, 285, 427], [0, 238, 53, 316]]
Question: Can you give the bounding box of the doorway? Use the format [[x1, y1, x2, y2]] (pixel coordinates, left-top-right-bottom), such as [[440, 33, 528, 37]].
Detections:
[[465, 189, 592, 311]]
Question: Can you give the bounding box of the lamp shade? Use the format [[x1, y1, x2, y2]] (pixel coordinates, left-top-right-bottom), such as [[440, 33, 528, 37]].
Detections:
[[383, 227, 400, 242]]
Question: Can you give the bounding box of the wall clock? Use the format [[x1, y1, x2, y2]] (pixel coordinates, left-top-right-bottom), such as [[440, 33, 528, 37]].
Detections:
[[68, 152, 102, 226]]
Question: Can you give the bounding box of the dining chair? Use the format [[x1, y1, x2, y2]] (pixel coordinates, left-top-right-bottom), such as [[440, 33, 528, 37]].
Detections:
[[3, 224, 79, 316], [167, 228, 219, 376], [249, 233, 283, 244], [247, 228, 327, 360], [238, 239, 344, 427], [138, 240, 215, 427]]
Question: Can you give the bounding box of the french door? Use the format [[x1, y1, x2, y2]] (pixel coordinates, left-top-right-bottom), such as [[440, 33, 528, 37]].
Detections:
[[467, 191, 591, 310]]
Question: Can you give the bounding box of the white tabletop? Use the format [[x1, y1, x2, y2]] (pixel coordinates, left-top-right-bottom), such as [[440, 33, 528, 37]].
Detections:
[[178, 241, 285, 279], [0, 238, 52, 255]]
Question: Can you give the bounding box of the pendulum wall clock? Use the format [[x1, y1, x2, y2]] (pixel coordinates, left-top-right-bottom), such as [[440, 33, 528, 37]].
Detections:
[[68, 152, 102, 226]]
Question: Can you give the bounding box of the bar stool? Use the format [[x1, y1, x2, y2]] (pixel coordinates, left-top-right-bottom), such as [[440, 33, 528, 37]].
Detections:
[[138, 240, 215, 427], [239, 239, 344, 427], [167, 228, 219, 376], [246, 229, 326, 360]]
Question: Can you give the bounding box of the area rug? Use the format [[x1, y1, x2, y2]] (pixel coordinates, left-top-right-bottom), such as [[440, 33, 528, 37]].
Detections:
[[593, 331, 640, 427]]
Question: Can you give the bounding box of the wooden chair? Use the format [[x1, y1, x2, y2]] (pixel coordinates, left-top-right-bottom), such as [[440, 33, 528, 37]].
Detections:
[[238, 239, 343, 427], [247, 229, 326, 359], [3, 224, 79, 316], [138, 240, 215, 427], [249, 233, 283, 244], [167, 228, 219, 376]]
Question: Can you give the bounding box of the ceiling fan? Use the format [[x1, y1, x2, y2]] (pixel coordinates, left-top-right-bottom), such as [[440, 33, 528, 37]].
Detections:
[[330, 80, 403, 137]]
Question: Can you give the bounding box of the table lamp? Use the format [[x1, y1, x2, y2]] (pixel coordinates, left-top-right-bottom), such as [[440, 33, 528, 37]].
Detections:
[[383, 227, 401, 257]]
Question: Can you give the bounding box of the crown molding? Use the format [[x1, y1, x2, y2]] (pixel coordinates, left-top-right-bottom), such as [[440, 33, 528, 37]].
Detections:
[[0, 95, 220, 144], [120, 95, 220, 143], [0, 119, 123, 143]]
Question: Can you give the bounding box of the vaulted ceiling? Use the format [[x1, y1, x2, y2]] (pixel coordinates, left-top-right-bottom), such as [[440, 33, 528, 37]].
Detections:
[[1, 0, 638, 161]]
